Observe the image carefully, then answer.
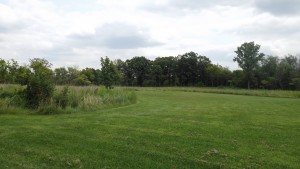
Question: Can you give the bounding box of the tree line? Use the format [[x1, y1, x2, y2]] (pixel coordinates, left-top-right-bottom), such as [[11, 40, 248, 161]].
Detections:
[[1, 42, 300, 90]]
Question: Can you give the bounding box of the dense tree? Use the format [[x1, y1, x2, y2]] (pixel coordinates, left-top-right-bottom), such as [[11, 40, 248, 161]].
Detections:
[[1, 48, 300, 90], [0, 59, 8, 83], [149, 62, 163, 86], [67, 67, 81, 85], [54, 67, 68, 85], [122, 60, 135, 86], [176, 52, 211, 86], [81, 68, 96, 84], [259, 56, 279, 89], [114, 59, 126, 85], [231, 70, 245, 88], [100, 56, 120, 89], [128, 56, 150, 87], [234, 42, 264, 89], [276, 55, 298, 89], [208, 64, 232, 87], [24, 58, 55, 108], [176, 52, 199, 86], [153, 57, 176, 86], [16, 66, 31, 85], [7, 59, 19, 83], [196, 55, 211, 85]]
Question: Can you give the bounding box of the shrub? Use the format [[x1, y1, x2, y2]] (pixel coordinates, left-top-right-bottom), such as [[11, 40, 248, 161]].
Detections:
[[24, 58, 55, 108]]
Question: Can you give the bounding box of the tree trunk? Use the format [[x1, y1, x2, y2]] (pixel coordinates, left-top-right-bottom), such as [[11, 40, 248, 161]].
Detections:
[[248, 80, 250, 89]]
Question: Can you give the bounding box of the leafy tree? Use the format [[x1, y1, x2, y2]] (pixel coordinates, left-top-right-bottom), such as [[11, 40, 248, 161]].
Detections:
[[16, 66, 31, 85], [7, 59, 19, 83], [128, 56, 150, 87], [81, 68, 96, 84], [207, 64, 231, 87], [260, 55, 279, 89], [67, 67, 80, 85], [276, 55, 298, 89], [54, 67, 68, 85], [114, 59, 126, 85], [176, 52, 210, 86], [231, 70, 245, 88], [0, 59, 8, 83], [234, 42, 264, 89], [123, 59, 135, 86], [100, 56, 120, 89], [153, 57, 176, 86], [196, 55, 211, 85], [93, 69, 102, 85], [176, 52, 199, 86], [24, 58, 55, 108], [149, 62, 163, 86], [72, 74, 91, 86]]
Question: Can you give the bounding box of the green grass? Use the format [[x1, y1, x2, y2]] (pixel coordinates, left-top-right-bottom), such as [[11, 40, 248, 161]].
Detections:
[[130, 87, 300, 98], [0, 89, 300, 168]]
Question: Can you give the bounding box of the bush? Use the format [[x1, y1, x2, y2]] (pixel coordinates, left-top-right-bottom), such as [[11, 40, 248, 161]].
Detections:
[[24, 58, 55, 108], [0, 85, 137, 114]]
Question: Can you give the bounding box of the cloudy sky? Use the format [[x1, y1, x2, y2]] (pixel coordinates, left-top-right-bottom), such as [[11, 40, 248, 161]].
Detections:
[[0, 0, 300, 69]]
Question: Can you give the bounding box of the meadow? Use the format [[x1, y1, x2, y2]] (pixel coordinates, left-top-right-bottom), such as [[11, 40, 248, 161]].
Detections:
[[0, 87, 299, 168], [0, 85, 137, 114]]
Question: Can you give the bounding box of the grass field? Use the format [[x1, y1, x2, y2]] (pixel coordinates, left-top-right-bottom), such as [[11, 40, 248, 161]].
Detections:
[[0, 89, 300, 168]]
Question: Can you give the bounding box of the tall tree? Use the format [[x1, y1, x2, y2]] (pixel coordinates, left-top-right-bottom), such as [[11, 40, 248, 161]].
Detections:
[[24, 58, 55, 108], [0, 59, 8, 83], [100, 56, 120, 89], [81, 68, 96, 84], [128, 56, 150, 87], [234, 42, 264, 89], [276, 55, 298, 89], [153, 57, 176, 86], [54, 67, 68, 85], [7, 59, 19, 83], [176, 52, 199, 86], [149, 61, 163, 86]]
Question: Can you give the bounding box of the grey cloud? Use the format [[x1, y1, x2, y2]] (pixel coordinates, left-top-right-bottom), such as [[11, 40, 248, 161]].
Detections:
[[141, 0, 249, 13], [170, 0, 244, 9], [202, 49, 238, 70], [254, 0, 300, 16], [0, 21, 27, 33], [236, 19, 300, 40], [69, 23, 162, 49]]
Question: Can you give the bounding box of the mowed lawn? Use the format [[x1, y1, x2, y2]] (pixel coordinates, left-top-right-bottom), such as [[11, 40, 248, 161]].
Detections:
[[0, 90, 299, 168]]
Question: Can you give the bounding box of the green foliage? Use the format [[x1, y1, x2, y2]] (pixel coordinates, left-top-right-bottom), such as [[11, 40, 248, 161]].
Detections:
[[176, 52, 211, 86], [16, 66, 31, 85], [100, 56, 120, 89], [0, 59, 8, 83], [54, 67, 68, 85], [234, 42, 264, 89], [24, 58, 55, 108], [127, 56, 150, 86], [72, 74, 92, 86], [0, 84, 137, 114], [1, 50, 300, 91], [54, 86, 69, 109], [152, 56, 176, 86]]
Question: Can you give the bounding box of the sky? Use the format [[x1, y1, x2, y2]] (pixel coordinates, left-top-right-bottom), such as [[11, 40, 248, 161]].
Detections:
[[0, 0, 300, 70]]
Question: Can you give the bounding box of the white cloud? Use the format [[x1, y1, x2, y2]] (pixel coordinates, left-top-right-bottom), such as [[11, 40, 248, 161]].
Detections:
[[0, 0, 300, 70]]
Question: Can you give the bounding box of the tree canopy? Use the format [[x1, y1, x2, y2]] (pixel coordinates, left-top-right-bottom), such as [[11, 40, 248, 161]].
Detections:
[[234, 41, 265, 89], [0, 42, 300, 90]]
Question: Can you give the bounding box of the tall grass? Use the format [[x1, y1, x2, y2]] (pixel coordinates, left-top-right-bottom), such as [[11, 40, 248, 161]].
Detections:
[[0, 84, 137, 115], [57, 86, 137, 111]]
